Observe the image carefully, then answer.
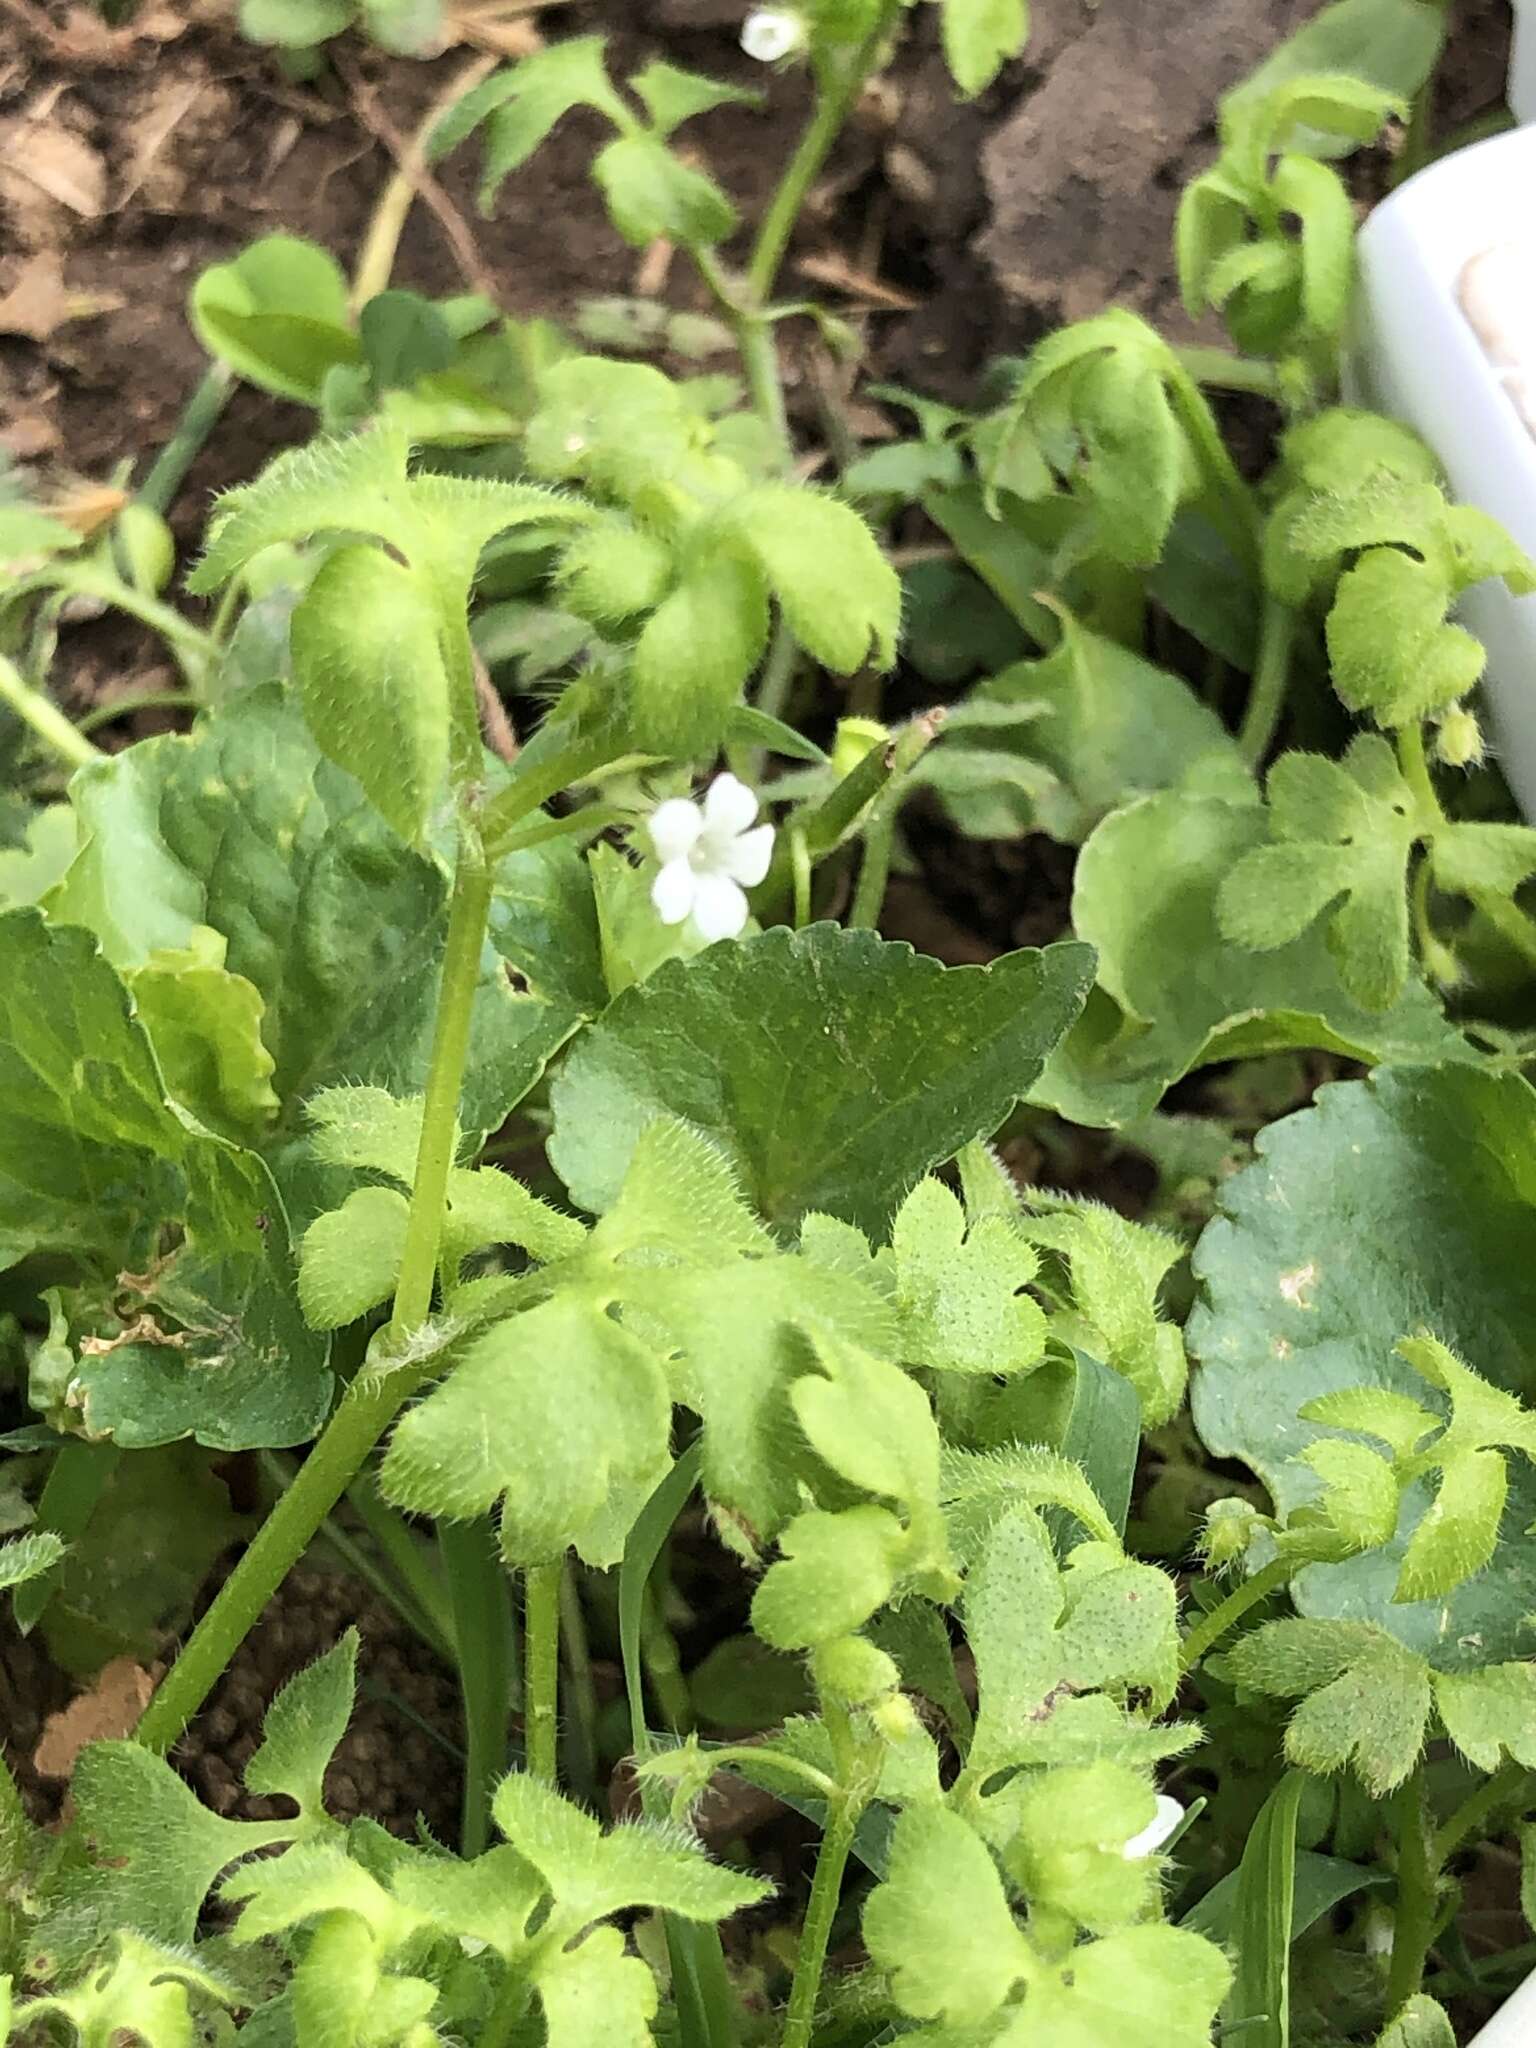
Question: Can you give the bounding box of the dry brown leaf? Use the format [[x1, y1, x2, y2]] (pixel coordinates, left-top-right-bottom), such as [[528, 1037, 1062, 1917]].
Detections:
[[3, 113, 108, 219], [0, 252, 124, 342], [33, 1658, 156, 1781]]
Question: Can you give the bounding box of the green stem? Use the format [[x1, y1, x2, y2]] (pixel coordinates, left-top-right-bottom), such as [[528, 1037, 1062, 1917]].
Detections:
[[747, 10, 898, 305], [75, 688, 194, 735], [1164, 358, 1265, 580], [1396, 721, 1442, 824], [1174, 346, 1284, 398], [523, 1560, 562, 1783], [558, 1561, 600, 1803], [848, 714, 941, 929], [440, 1517, 516, 1857], [780, 1706, 876, 2048], [138, 362, 233, 517], [1387, 1767, 1440, 2015], [0, 654, 100, 771], [1237, 596, 1297, 767], [134, 816, 495, 1753], [1434, 1761, 1535, 1867], [64, 564, 217, 669], [1179, 1555, 1294, 1671]]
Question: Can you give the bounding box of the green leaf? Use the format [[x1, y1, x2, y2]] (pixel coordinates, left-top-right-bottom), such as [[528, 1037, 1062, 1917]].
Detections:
[[941, 1443, 1118, 1563], [67, 1741, 265, 1944], [631, 554, 769, 756], [298, 1188, 411, 1330], [190, 235, 358, 404], [750, 1504, 906, 1650], [927, 612, 1241, 845], [1271, 153, 1355, 336], [539, 1926, 658, 2048], [1327, 548, 1487, 727], [1020, 1197, 1187, 1426], [1221, 1771, 1303, 2048], [289, 543, 452, 847], [491, 1770, 769, 1923], [1230, 0, 1447, 151], [1376, 1997, 1458, 2048], [0, 1531, 64, 1592], [465, 40, 631, 206], [1191, 1066, 1536, 1668], [1034, 791, 1468, 1128], [593, 135, 738, 248], [891, 1177, 1045, 1376], [124, 934, 280, 1144], [1396, 1445, 1507, 1603], [1224, 1619, 1431, 1794], [628, 59, 759, 135], [724, 486, 900, 675], [0, 804, 77, 909], [549, 924, 1094, 1234], [863, 1805, 1029, 2023], [357, 289, 454, 390], [1020, 1924, 1232, 2048], [490, 837, 608, 1016], [381, 1286, 672, 1566], [189, 429, 411, 592], [1219, 739, 1419, 1012], [244, 1630, 359, 1820], [1431, 1663, 1536, 1771], [240, 0, 351, 47], [50, 686, 572, 1146], [1184, 1847, 1387, 1947], [940, 0, 1029, 96]]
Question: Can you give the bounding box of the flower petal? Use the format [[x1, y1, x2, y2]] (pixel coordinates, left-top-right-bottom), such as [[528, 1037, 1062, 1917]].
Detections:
[[721, 822, 775, 887], [652, 858, 698, 926], [648, 798, 703, 865], [1120, 1795, 1184, 1861], [741, 7, 803, 62], [690, 872, 749, 943], [702, 773, 759, 838]]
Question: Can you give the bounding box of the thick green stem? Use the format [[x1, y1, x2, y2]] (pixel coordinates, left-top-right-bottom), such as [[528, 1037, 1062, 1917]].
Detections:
[[135, 818, 495, 1753], [523, 1560, 562, 1784], [747, 12, 897, 305], [1179, 1555, 1294, 1672], [1237, 596, 1297, 767], [138, 362, 233, 517], [0, 654, 100, 771], [1387, 1767, 1440, 2015], [780, 1706, 876, 2048]]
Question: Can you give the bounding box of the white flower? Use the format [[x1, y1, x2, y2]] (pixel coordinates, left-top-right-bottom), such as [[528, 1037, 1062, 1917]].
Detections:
[[741, 7, 805, 62], [1120, 1795, 1185, 1861], [648, 773, 775, 943]]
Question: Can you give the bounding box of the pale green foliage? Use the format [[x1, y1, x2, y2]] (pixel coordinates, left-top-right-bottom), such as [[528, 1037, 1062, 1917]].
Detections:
[[299, 1185, 412, 1329], [1002, 1761, 1162, 1933], [1432, 1663, 1536, 1772], [1019, 1194, 1187, 1424], [863, 1805, 1030, 2023], [966, 1509, 1182, 1776], [9, 1933, 234, 2048], [1264, 409, 1536, 728], [941, 1443, 1119, 1564], [979, 311, 1204, 569], [938, 0, 1031, 97], [243, 1630, 359, 1822], [1219, 736, 1419, 1010], [890, 1177, 1047, 1377], [1224, 1619, 1432, 1794], [751, 1504, 908, 1650], [1377, 1998, 1458, 2048]]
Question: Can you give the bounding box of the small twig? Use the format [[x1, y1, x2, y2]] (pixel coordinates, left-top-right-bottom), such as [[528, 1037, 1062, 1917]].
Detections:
[[473, 652, 519, 763], [341, 50, 500, 308]]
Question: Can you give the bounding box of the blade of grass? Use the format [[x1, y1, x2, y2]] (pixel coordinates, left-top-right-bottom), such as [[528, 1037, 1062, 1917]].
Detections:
[[1059, 1349, 1141, 1539], [438, 1517, 517, 1856], [619, 1446, 738, 2048], [1222, 1769, 1305, 2048]]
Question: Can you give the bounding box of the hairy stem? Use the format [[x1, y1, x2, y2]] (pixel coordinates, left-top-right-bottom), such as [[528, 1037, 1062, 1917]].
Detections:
[[523, 1560, 562, 1783], [135, 818, 495, 1752], [1237, 596, 1297, 767], [1179, 1555, 1294, 1671], [780, 1706, 877, 2048], [0, 654, 100, 771], [1174, 346, 1284, 398], [1387, 1767, 1440, 2015]]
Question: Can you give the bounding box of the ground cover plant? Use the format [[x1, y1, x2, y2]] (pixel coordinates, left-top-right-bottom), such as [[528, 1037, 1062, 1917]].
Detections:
[[3, 0, 1536, 2042]]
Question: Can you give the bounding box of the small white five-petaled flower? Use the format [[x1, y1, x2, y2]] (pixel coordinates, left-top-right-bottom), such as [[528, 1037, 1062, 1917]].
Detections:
[[741, 7, 805, 62], [1119, 1795, 1185, 1861], [648, 774, 775, 943]]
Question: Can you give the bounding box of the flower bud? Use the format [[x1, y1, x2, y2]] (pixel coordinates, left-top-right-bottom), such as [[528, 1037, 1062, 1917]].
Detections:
[[741, 7, 806, 62], [812, 1634, 900, 1709], [830, 716, 888, 781], [114, 502, 176, 595], [1199, 1496, 1266, 1570], [1435, 707, 1484, 769]]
